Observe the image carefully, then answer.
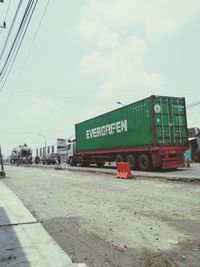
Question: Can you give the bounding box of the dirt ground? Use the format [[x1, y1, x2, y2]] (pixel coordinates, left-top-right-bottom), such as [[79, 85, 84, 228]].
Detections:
[[3, 165, 200, 267]]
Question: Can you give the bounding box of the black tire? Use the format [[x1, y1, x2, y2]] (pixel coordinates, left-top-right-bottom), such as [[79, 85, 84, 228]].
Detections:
[[126, 154, 136, 170], [195, 149, 200, 162], [115, 154, 124, 165], [138, 154, 151, 171], [69, 157, 76, 166], [96, 162, 105, 168]]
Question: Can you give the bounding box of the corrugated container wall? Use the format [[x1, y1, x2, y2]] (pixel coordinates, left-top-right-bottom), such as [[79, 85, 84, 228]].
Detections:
[[75, 96, 187, 152]]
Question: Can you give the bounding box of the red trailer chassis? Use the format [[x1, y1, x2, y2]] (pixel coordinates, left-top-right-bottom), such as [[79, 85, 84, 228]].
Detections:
[[73, 145, 185, 170]]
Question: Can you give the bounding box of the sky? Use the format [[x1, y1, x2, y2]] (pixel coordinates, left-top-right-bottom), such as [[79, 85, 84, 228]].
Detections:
[[0, 0, 200, 156]]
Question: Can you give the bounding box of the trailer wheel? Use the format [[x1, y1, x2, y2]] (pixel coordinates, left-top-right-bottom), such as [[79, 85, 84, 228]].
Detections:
[[138, 154, 151, 171], [126, 154, 136, 170], [115, 154, 123, 164]]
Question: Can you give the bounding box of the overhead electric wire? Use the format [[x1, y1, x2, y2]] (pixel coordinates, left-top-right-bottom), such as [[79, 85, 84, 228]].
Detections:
[[1, 0, 34, 74], [186, 101, 200, 109], [3, 0, 12, 22], [0, 0, 34, 79], [0, 0, 12, 37], [0, 0, 49, 80], [31, 0, 50, 42], [0, 129, 72, 134], [10, 0, 50, 81], [0, 0, 23, 62], [0, 0, 39, 94], [0, 0, 50, 112]]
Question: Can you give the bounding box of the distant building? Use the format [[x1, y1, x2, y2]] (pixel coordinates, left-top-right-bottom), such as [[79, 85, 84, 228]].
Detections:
[[188, 127, 200, 138], [56, 138, 67, 160], [185, 128, 200, 162]]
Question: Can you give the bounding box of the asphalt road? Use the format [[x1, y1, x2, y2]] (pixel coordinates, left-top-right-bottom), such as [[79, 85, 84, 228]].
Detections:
[[3, 165, 200, 267]]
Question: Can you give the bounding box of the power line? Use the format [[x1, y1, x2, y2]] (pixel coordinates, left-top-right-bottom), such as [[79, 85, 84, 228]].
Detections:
[[0, 0, 23, 62], [13, 94, 95, 99], [0, 129, 72, 134], [188, 120, 200, 125], [0, 0, 34, 81], [186, 101, 200, 109], [31, 0, 50, 43], [0, 2, 33, 91], [0, 0, 39, 94], [11, 0, 50, 81], [3, 0, 12, 21], [0, 0, 50, 113], [0, 0, 12, 38]]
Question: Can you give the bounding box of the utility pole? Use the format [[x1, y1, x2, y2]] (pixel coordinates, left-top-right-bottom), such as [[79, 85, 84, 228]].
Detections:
[[38, 134, 47, 156], [0, 144, 6, 178]]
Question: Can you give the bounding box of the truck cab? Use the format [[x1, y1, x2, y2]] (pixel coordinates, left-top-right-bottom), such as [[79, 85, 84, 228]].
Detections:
[[66, 140, 76, 165]]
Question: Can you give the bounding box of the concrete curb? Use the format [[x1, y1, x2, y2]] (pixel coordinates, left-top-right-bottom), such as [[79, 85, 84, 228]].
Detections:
[[0, 181, 87, 267]]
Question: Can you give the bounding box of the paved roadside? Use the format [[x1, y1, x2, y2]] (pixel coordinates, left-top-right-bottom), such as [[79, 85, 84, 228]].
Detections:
[[0, 181, 87, 267], [3, 165, 200, 267]]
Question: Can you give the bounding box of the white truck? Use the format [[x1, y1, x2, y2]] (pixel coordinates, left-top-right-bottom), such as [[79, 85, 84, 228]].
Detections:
[[10, 144, 32, 164]]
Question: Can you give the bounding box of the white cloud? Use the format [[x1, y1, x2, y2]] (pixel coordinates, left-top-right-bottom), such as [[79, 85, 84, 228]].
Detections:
[[80, 36, 168, 100], [76, 0, 200, 118], [78, 0, 200, 40], [77, 19, 119, 47]]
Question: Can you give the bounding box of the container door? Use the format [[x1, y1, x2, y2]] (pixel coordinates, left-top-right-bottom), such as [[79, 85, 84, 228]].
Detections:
[[154, 96, 187, 145], [168, 97, 187, 145], [154, 97, 171, 145]]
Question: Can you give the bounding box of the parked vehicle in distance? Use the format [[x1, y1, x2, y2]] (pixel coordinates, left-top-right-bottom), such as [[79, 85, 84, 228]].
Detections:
[[34, 155, 40, 164], [42, 153, 60, 165], [10, 144, 32, 165], [66, 95, 188, 171]]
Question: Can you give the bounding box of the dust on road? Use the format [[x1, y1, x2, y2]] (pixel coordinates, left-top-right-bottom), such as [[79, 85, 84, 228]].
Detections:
[[3, 165, 200, 267]]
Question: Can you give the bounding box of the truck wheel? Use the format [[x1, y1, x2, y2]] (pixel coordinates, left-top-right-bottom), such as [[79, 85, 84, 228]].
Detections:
[[115, 154, 123, 164], [138, 154, 151, 171], [69, 157, 76, 166], [96, 162, 105, 168], [126, 154, 136, 170]]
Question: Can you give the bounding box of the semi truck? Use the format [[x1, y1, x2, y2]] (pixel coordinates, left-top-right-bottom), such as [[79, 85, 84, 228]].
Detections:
[[10, 144, 32, 165], [67, 95, 188, 170]]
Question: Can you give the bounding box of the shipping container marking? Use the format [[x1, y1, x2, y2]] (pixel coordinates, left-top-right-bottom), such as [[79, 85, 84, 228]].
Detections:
[[86, 120, 128, 139]]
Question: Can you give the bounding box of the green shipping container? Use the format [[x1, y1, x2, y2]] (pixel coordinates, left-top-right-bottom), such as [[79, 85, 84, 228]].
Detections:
[[75, 95, 188, 152]]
